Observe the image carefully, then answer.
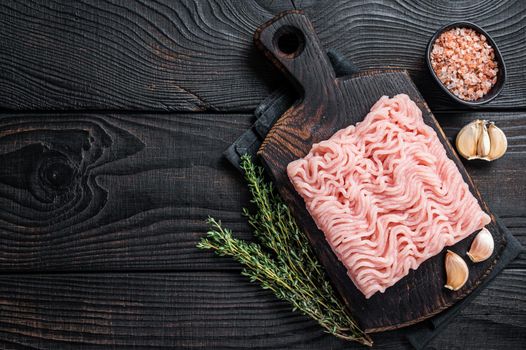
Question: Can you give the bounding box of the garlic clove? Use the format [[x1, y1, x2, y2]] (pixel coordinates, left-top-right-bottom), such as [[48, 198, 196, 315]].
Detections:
[[467, 227, 494, 263], [476, 121, 491, 159], [444, 250, 469, 291], [456, 120, 481, 160], [487, 123, 508, 160]]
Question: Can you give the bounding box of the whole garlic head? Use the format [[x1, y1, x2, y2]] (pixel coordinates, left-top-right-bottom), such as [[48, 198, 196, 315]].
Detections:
[[456, 120, 507, 161], [467, 227, 494, 263]]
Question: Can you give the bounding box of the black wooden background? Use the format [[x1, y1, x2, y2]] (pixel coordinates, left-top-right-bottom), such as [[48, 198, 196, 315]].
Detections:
[[0, 1, 524, 349]]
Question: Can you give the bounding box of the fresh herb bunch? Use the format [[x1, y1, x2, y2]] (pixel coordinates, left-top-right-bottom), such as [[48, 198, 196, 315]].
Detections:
[[197, 155, 372, 346]]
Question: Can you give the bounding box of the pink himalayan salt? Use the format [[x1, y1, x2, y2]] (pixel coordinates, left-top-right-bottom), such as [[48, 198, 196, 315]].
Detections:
[[430, 27, 498, 101]]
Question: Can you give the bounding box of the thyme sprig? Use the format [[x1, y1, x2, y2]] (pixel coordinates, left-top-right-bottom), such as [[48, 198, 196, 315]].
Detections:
[[197, 155, 372, 346]]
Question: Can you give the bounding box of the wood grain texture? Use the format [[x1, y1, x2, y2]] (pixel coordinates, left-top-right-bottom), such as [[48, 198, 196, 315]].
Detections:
[[255, 11, 508, 332], [0, 113, 253, 272], [0, 0, 292, 111], [1, 0, 525, 111], [299, 0, 526, 110], [0, 111, 523, 274], [0, 270, 522, 349], [0, 1, 523, 349]]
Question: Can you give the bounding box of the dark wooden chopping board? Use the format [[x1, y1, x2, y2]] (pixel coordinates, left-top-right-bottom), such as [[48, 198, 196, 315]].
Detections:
[[254, 11, 507, 333]]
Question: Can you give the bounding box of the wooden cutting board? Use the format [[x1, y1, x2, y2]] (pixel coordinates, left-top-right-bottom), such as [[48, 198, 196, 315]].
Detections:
[[255, 11, 507, 333]]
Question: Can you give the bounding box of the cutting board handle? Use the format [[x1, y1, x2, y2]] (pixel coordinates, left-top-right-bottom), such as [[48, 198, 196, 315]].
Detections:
[[254, 11, 336, 99]]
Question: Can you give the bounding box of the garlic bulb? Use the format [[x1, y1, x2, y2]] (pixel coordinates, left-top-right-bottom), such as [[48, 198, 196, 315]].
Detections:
[[467, 227, 494, 263], [456, 120, 507, 161], [444, 250, 469, 291]]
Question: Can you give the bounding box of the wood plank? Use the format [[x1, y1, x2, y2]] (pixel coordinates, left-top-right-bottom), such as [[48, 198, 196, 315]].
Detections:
[[299, 0, 526, 110], [0, 270, 522, 349], [1, 1, 524, 111], [0, 111, 523, 272], [0, 113, 252, 271], [0, 0, 292, 111]]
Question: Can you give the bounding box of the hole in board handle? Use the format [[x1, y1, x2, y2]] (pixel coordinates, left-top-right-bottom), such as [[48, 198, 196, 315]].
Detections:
[[273, 25, 305, 58]]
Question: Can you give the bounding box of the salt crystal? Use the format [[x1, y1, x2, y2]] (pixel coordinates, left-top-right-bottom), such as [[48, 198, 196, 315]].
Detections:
[[430, 27, 498, 100]]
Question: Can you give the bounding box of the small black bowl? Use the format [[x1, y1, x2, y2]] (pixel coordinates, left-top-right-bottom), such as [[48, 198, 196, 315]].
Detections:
[[426, 22, 506, 107]]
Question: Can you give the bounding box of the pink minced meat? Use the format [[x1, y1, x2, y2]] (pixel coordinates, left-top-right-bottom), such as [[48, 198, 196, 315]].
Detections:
[[287, 94, 490, 298]]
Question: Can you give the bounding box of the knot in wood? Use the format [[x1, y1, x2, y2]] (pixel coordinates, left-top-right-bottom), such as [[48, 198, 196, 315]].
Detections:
[[38, 153, 77, 190]]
